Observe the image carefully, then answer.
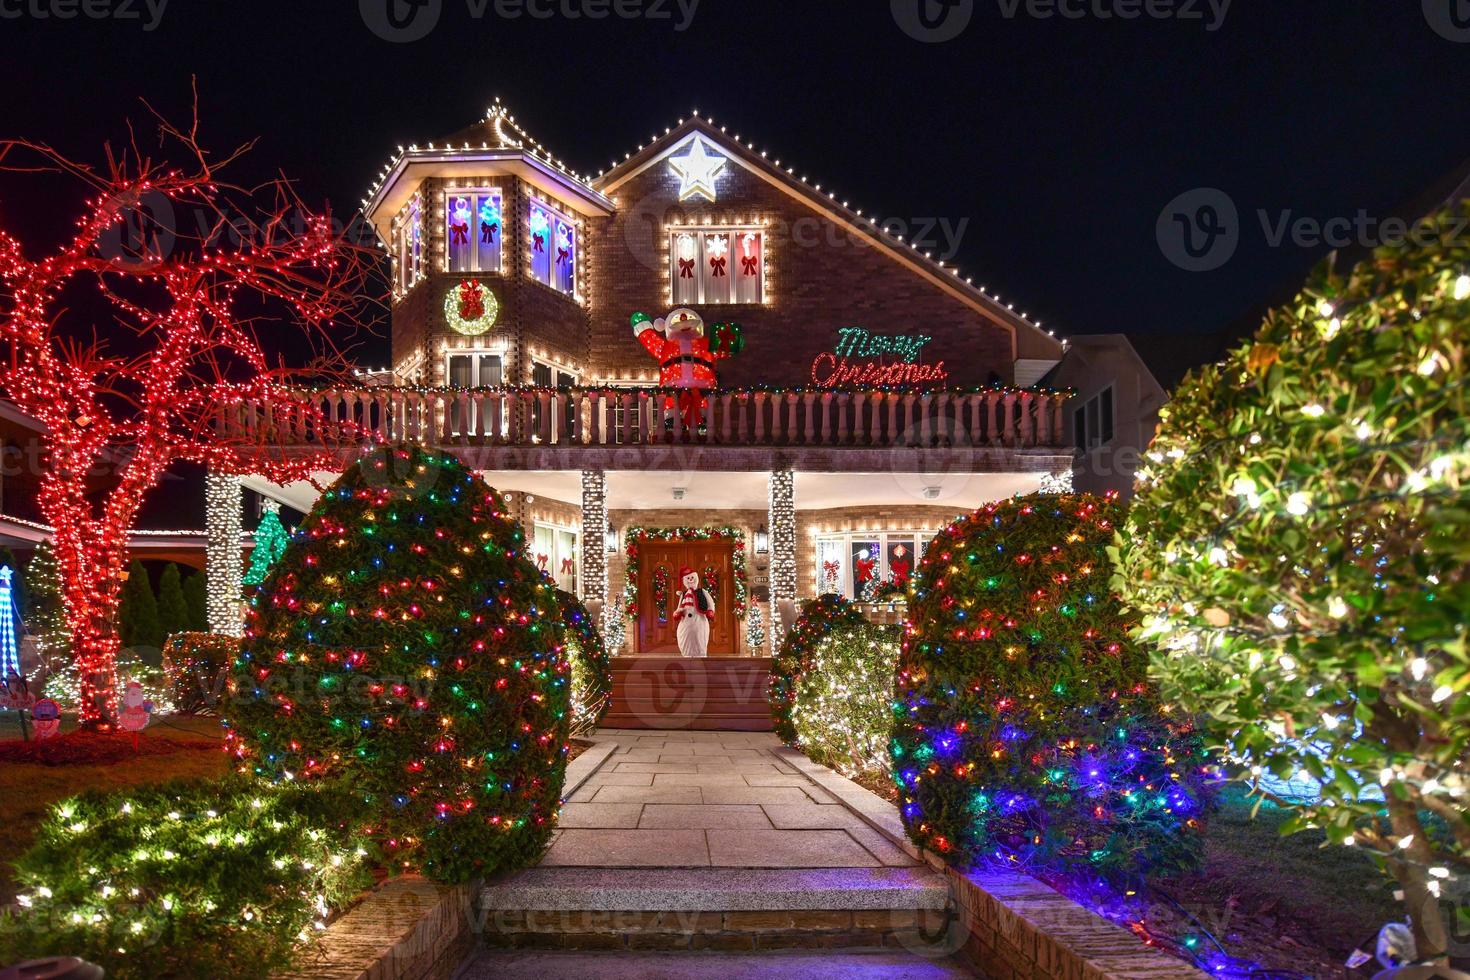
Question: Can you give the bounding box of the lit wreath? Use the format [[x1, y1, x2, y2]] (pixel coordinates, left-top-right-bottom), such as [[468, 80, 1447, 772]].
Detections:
[[444, 279, 499, 336], [624, 526, 747, 621]]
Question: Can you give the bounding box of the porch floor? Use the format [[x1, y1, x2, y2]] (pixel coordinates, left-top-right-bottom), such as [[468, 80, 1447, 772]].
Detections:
[[546, 731, 915, 869]]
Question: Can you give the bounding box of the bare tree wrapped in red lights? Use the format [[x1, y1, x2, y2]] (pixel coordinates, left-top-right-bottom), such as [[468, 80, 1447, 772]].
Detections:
[[0, 102, 376, 725]]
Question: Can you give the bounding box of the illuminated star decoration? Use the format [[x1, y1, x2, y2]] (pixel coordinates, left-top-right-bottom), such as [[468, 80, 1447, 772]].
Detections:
[[669, 135, 727, 202]]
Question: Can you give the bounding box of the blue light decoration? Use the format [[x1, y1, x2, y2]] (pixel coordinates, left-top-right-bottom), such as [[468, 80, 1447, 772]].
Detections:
[[0, 565, 19, 681]]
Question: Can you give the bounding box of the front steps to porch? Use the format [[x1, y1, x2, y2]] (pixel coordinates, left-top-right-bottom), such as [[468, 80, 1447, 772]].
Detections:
[[604, 657, 774, 731], [457, 949, 974, 977]]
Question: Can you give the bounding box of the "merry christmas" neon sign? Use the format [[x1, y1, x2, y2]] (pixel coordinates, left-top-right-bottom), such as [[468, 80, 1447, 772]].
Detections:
[[810, 327, 949, 387]]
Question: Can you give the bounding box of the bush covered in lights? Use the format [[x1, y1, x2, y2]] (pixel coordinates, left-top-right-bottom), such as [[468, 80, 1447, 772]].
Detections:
[[792, 622, 901, 778], [558, 588, 611, 737], [895, 495, 1211, 885], [1120, 204, 1470, 956], [770, 593, 871, 744], [0, 779, 370, 980], [225, 446, 572, 883]]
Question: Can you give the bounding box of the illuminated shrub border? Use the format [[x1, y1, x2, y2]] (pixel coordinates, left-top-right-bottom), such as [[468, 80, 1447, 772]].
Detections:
[[791, 621, 901, 778], [161, 632, 238, 714], [769, 593, 871, 745], [225, 446, 572, 883], [557, 588, 611, 737], [894, 495, 1211, 885]]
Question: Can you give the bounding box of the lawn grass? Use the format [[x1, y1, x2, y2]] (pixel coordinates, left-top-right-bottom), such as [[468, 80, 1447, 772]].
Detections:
[[0, 713, 229, 903]]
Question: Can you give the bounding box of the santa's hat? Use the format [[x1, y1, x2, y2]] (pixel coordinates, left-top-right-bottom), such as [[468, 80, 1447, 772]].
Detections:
[[677, 566, 697, 583]]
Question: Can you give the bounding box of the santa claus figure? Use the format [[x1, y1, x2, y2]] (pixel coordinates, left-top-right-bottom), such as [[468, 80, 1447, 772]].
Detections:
[[631, 309, 744, 429], [673, 566, 715, 659], [118, 681, 153, 734]]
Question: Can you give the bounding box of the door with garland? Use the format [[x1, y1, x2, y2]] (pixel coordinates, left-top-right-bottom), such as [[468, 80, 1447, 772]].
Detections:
[[634, 538, 738, 656]]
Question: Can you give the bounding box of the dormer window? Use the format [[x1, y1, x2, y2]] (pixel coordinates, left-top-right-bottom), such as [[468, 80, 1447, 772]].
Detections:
[[446, 189, 502, 274], [670, 226, 763, 305], [529, 200, 577, 296], [392, 195, 425, 296]]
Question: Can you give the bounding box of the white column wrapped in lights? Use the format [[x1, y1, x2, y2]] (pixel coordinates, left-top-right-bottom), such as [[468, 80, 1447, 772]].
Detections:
[[205, 471, 244, 637], [768, 469, 797, 643], [580, 470, 608, 604]]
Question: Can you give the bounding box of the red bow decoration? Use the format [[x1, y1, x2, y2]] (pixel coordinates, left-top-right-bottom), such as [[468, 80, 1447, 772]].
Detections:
[[456, 280, 486, 322], [480, 221, 498, 243], [557, 247, 570, 265], [533, 233, 545, 253], [449, 222, 470, 246], [822, 559, 840, 576], [536, 553, 548, 571], [560, 557, 574, 574], [678, 258, 695, 278], [709, 256, 727, 277], [741, 255, 759, 275]]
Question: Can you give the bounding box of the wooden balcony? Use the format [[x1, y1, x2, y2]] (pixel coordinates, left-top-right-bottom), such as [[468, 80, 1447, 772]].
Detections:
[[219, 386, 1074, 473]]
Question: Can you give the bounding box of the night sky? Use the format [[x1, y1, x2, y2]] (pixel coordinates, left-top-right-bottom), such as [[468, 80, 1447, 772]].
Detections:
[[3, 1, 1466, 349]]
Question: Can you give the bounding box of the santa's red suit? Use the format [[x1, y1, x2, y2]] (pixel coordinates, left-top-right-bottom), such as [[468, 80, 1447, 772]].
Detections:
[[632, 309, 743, 429]]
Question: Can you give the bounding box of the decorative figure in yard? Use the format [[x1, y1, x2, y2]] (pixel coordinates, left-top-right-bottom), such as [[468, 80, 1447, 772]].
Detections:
[[118, 680, 153, 740], [631, 309, 744, 430], [30, 697, 60, 739], [673, 566, 715, 659]]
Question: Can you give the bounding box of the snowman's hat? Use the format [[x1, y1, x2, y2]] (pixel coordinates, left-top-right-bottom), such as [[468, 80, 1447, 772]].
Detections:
[[677, 566, 697, 583]]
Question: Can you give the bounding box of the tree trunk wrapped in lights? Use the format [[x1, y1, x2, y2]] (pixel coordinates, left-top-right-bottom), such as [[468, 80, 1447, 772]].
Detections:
[[1121, 202, 1470, 960], [0, 104, 376, 724]]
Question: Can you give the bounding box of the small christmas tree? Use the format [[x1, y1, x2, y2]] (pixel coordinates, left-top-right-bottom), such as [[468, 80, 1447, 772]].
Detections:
[[896, 495, 1211, 885], [156, 563, 191, 642], [225, 446, 572, 883], [602, 609, 626, 656], [745, 601, 766, 654], [22, 542, 74, 702]]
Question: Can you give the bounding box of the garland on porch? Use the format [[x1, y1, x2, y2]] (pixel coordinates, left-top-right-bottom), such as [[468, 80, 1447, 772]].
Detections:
[[623, 526, 747, 621]]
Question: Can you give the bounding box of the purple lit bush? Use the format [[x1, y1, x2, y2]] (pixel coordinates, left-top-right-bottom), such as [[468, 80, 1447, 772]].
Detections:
[[893, 494, 1212, 885]]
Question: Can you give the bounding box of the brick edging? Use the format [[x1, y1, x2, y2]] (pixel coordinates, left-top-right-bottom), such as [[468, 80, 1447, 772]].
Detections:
[[778, 748, 1209, 980]]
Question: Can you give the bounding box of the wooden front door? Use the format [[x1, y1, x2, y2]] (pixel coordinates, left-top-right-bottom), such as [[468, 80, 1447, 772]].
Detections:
[[634, 538, 739, 656]]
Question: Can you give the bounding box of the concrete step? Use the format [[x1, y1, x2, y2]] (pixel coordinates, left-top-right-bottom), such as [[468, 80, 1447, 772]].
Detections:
[[608, 657, 774, 731], [456, 949, 976, 978]]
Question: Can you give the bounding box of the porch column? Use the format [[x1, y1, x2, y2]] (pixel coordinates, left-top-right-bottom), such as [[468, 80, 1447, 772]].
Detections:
[[580, 469, 608, 619], [205, 471, 244, 637], [768, 468, 797, 642]]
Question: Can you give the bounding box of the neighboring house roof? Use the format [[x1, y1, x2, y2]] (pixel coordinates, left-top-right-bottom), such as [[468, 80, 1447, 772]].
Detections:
[[593, 113, 1065, 372]]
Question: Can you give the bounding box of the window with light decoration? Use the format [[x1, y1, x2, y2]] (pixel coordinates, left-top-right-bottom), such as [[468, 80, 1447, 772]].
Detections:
[[532, 521, 579, 593], [446, 188, 502, 273], [445, 350, 504, 436], [1073, 385, 1115, 451], [814, 531, 931, 600], [670, 227, 763, 304], [529, 200, 577, 295], [392, 196, 425, 294]]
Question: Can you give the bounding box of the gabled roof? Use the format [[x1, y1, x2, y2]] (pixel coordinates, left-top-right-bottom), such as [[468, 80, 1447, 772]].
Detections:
[[593, 113, 1066, 370]]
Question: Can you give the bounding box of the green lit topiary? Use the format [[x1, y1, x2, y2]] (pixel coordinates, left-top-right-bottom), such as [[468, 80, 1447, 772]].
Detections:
[[792, 621, 900, 778], [1120, 203, 1470, 957], [769, 593, 870, 745], [557, 588, 611, 737], [895, 495, 1211, 885], [0, 779, 370, 980], [224, 446, 571, 883]]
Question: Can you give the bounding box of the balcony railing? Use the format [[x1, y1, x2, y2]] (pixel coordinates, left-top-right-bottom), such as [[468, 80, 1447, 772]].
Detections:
[[220, 386, 1071, 451]]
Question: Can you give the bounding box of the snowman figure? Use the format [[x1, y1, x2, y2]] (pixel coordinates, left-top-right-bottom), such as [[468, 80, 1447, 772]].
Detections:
[[631, 309, 744, 430], [118, 681, 153, 734], [673, 566, 715, 659]]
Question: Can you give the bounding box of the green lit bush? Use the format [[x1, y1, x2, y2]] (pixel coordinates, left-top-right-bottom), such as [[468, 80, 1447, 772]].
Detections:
[[225, 446, 572, 883], [895, 495, 1211, 885], [769, 593, 871, 744], [1120, 202, 1470, 955], [161, 632, 238, 714], [0, 779, 370, 980], [792, 622, 900, 778], [557, 589, 611, 737]]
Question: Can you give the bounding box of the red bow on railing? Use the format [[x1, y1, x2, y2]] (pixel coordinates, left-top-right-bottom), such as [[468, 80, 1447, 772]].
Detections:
[[709, 256, 727, 277], [533, 233, 545, 253], [480, 221, 498, 243], [536, 553, 548, 571], [560, 557, 574, 574], [741, 255, 759, 276], [449, 222, 469, 246], [678, 258, 695, 279], [557, 247, 570, 265]]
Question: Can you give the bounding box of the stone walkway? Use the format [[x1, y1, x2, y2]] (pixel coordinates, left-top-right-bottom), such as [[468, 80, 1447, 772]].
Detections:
[[456, 949, 974, 978], [544, 730, 918, 870]]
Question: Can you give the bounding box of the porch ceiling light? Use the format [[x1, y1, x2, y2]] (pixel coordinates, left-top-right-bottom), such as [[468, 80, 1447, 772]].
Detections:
[[672, 487, 687, 501], [922, 486, 942, 500]]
